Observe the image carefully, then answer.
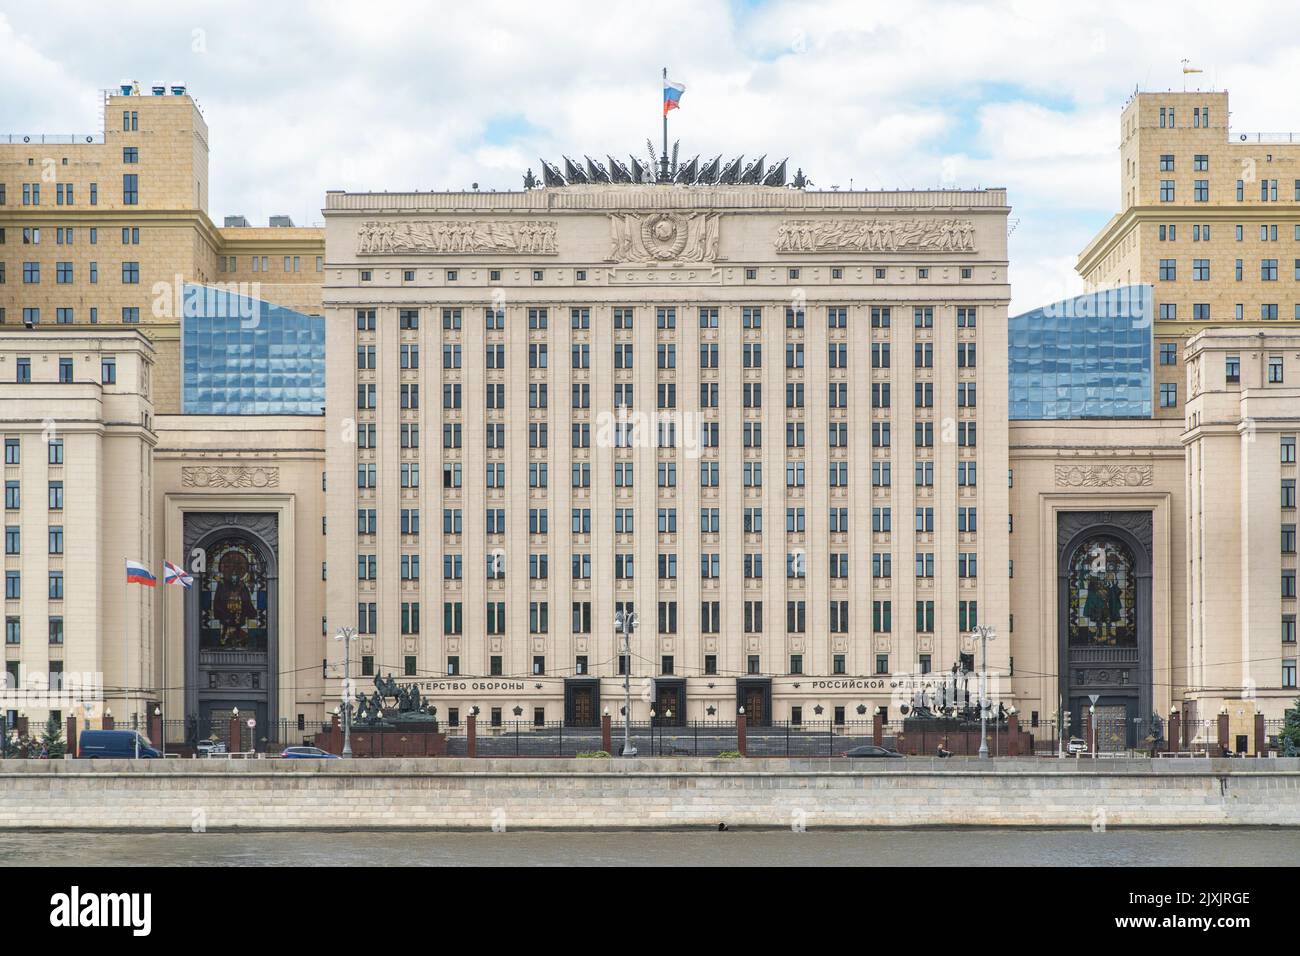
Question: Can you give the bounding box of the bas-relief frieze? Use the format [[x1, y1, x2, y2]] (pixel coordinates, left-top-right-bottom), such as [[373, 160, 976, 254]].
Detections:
[[1054, 463, 1153, 489], [358, 220, 557, 255], [775, 217, 976, 253]]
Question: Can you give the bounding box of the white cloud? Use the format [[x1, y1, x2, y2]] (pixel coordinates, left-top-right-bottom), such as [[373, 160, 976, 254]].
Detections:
[[5, 1, 1300, 301]]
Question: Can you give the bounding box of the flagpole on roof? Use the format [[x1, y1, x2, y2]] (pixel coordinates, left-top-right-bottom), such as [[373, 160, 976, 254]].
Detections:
[[661, 67, 669, 183]]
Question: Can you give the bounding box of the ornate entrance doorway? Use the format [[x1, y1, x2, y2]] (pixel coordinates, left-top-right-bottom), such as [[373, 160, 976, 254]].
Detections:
[[184, 513, 279, 742], [1057, 512, 1152, 749]]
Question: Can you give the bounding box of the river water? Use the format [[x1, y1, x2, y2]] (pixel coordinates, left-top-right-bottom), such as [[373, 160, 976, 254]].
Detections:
[[1, 828, 1296, 866]]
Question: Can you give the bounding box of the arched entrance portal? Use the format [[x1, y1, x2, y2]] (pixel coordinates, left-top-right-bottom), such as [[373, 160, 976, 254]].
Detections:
[[183, 513, 278, 748], [1057, 513, 1153, 750]]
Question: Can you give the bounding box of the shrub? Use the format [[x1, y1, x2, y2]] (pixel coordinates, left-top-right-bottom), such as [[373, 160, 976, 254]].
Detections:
[[576, 750, 611, 758]]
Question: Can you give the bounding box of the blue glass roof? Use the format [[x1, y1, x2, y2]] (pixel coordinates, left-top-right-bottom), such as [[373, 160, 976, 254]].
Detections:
[[1008, 285, 1153, 420], [181, 284, 325, 415]]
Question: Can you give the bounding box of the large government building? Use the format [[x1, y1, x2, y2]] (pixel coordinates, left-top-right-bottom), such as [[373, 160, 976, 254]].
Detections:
[[0, 84, 1295, 751]]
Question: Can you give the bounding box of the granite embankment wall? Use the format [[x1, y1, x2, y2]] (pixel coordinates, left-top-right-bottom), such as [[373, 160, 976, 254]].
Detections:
[[1, 757, 1297, 829]]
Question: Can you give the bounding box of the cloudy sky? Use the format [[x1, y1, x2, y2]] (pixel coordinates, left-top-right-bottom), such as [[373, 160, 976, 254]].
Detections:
[[5, 0, 1300, 312]]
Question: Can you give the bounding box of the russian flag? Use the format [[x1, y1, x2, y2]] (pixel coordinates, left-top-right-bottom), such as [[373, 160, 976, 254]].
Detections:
[[163, 560, 194, 590], [126, 559, 156, 587], [663, 78, 685, 116]]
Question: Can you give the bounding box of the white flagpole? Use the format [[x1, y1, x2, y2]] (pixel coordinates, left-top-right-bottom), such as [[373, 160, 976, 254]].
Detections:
[[160, 568, 167, 757]]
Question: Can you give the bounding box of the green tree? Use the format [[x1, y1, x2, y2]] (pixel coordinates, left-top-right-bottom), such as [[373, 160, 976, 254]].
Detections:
[[1280, 699, 1300, 757], [40, 714, 66, 758]]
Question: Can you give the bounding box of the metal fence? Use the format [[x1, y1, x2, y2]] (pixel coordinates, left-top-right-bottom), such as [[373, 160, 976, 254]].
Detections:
[[439, 720, 913, 758], [156, 718, 321, 754]]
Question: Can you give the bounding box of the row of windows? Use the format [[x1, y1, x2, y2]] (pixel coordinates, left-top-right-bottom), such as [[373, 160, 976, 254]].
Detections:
[[1, 225, 142, 245], [358, 305, 978, 332], [10, 356, 117, 383], [0, 306, 139, 325], [218, 255, 324, 273], [2, 526, 64, 555], [410, 340, 979, 372], [1156, 177, 1300, 203], [392, 598, 982, 638], [4, 570, 65, 600], [367, 546, 982, 583], [11, 260, 140, 284], [3, 481, 64, 510], [7, 175, 135, 207], [359, 456, 981, 494], [2, 438, 65, 464], [1158, 257, 1300, 282], [1157, 302, 1300, 323], [358, 266, 980, 287], [3, 616, 65, 645], [1157, 224, 1300, 243]]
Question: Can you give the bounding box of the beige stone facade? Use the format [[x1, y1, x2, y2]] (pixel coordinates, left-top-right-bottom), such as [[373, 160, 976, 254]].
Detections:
[[1, 88, 323, 414], [323, 185, 1011, 725], [2, 82, 1295, 749], [1078, 91, 1300, 422], [0, 329, 156, 724]]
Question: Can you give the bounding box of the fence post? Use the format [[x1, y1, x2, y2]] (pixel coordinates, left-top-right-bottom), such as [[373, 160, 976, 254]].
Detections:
[[102, 712, 113, 731], [872, 710, 883, 746], [149, 710, 163, 752], [736, 711, 747, 757], [1168, 710, 1181, 753], [466, 713, 477, 758], [1007, 712, 1019, 757], [66, 715, 77, 757], [601, 711, 612, 754], [1217, 711, 1229, 753], [228, 715, 241, 753], [1255, 712, 1266, 756]]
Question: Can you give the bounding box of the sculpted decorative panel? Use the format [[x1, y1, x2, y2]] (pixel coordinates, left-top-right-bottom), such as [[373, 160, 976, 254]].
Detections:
[[182, 466, 280, 489], [1054, 464, 1152, 488], [775, 217, 975, 253], [606, 211, 721, 263], [358, 219, 557, 255]]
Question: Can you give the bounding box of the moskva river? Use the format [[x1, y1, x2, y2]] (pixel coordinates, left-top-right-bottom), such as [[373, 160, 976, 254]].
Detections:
[[1, 828, 1297, 866]]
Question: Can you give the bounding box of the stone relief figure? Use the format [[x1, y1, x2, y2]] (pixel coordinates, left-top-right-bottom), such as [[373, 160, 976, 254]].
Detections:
[[358, 219, 557, 255], [606, 211, 721, 263], [775, 216, 976, 253]]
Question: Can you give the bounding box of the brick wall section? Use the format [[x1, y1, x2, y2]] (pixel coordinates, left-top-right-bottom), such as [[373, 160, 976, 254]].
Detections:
[[0, 757, 1296, 829]]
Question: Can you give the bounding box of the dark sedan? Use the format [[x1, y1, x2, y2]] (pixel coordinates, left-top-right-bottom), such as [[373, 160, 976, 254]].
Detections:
[[841, 745, 904, 758]]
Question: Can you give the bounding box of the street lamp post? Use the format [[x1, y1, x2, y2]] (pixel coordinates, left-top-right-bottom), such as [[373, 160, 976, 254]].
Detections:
[[614, 610, 637, 757], [334, 626, 358, 757], [970, 625, 996, 759]]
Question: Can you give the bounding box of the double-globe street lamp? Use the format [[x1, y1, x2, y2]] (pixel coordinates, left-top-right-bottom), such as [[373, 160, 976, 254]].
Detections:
[[613, 609, 637, 757], [969, 625, 996, 759], [334, 626, 359, 757]]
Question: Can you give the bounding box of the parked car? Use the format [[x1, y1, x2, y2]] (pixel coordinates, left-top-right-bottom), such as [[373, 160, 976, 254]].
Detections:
[[196, 739, 227, 757], [1066, 737, 1088, 754], [78, 729, 160, 759], [841, 745, 903, 758], [280, 746, 339, 759]]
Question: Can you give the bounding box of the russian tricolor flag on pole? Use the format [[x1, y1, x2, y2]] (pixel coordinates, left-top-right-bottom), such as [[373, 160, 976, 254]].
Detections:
[[126, 559, 156, 587], [663, 77, 685, 116], [163, 560, 194, 589]]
